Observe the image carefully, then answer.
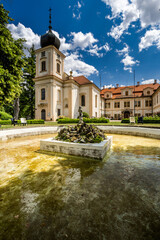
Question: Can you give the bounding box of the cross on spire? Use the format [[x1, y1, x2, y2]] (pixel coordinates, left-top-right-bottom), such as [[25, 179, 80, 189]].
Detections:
[[49, 8, 52, 31]]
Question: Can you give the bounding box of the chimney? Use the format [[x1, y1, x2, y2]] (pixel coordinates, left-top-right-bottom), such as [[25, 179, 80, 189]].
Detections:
[[137, 81, 140, 86], [116, 84, 119, 88], [103, 85, 105, 89], [154, 79, 157, 84]]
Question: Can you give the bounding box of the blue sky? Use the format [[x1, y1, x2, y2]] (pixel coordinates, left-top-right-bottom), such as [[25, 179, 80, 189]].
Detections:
[[3, 0, 160, 88]]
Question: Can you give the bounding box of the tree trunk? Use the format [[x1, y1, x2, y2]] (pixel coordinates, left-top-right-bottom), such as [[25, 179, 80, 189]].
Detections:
[[13, 98, 20, 120]]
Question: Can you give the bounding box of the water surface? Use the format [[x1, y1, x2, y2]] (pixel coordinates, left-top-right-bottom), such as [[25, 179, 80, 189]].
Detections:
[[0, 134, 160, 240]]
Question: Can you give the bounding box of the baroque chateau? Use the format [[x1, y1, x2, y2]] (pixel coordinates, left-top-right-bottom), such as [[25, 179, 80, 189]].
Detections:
[[34, 19, 160, 121]]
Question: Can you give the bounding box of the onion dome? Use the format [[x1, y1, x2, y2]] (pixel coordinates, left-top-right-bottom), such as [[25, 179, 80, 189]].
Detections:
[[40, 8, 60, 50]]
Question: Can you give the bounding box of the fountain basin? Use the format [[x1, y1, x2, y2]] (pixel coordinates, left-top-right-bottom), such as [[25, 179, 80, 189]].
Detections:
[[40, 136, 112, 159]]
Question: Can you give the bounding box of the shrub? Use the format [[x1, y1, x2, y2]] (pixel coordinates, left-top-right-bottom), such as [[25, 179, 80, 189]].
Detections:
[[121, 118, 130, 123], [0, 120, 12, 125], [83, 117, 110, 123], [0, 111, 12, 120], [57, 117, 110, 124], [82, 112, 89, 118], [57, 118, 79, 124], [56, 115, 65, 121], [143, 116, 160, 123], [27, 119, 45, 124]]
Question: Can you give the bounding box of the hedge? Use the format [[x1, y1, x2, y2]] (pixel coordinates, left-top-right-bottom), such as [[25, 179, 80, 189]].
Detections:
[[0, 119, 44, 125], [57, 117, 110, 124], [121, 116, 160, 124], [0, 111, 12, 120], [143, 116, 160, 123], [121, 118, 130, 123], [27, 119, 45, 124], [57, 118, 79, 124], [0, 120, 12, 125]]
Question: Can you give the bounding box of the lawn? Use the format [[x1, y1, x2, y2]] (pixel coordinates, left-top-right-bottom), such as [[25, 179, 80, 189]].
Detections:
[[0, 121, 160, 130]]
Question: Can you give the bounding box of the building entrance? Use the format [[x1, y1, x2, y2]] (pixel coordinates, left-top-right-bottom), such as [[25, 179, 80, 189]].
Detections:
[[41, 109, 46, 120], [124, 111, 130, 118]]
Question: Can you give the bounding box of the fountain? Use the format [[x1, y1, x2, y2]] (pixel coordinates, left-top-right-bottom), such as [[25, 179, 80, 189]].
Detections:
[[40, 107, 112, 159]]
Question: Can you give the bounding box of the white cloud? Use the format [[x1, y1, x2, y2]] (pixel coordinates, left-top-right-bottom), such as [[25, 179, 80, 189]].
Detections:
[[116, 43, 139, 72], [103, 84, 115, 89], [64, 53, 98, 76], [7, 23, 40, 53], [72, 1, 83, 20], [8, 22, 98, 77], [102, 0, 160, 40], [139, 27, 160, 51], [78, 1, 82, 8], [70, 32, 98, 49], [116, 43, 129, 55], [141, 79, 160, 84]]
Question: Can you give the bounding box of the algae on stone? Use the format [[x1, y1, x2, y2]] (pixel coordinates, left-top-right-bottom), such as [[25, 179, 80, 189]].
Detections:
[[55, 122, 106, 143]]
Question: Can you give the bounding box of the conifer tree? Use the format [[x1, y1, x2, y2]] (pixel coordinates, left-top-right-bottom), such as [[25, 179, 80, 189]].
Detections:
[[0, 3, 25, 106]]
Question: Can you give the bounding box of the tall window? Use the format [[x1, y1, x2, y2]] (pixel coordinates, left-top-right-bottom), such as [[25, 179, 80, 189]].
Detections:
[[57, 90, 61, 102], [135, 101, 141, 107], [81, 95, 85, 106], [41, 61, 46, 71], [95, 95, 97, 108], [147, 91, 150, 95], [58, 109, 61, 116], [125, 91, 129, 96], [57, 63, 60, 73], [145, 100, 152, 107], [105, 102, 110, 108], [114, 102, 120, 108], [124, 102, 130, 107], [41, 88, 45, 100]]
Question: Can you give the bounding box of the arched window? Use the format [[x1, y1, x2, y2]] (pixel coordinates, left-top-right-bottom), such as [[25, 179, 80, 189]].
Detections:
[[147, 91, 150, 95], [107, 94, 109, 98], [81, 95, 85, 106], [41, 88, 45, 100], [41, 109, 46, 120], [57, 63, 60, 73], [41, 61, 46, 71]]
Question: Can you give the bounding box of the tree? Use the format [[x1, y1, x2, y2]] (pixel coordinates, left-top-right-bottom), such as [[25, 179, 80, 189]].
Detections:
[[0, 3, 25, 106], [19, 45, 36, 119]]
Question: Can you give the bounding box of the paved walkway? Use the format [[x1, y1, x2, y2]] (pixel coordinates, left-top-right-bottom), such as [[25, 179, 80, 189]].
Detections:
[[98, 126, 160, 139], [0, 126, 160, 141]]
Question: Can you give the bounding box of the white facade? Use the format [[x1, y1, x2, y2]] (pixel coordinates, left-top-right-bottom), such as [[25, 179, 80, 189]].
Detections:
[[34, 45, 101, 121]]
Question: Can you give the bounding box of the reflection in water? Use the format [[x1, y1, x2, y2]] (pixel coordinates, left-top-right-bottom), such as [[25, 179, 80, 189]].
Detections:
[[0, 134, 160, 240]]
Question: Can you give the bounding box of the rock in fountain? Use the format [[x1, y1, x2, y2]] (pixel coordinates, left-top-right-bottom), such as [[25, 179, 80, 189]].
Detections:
[[40, 107, 112, 160]]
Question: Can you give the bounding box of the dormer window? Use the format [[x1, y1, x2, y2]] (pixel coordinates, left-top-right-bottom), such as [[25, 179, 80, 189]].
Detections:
[[147, 91, 150, 95], [107, 94, 109, 98], [41, 51, 45, 57], [57, 63, 60, 73], [125, 91, 128, 96], [41, 61, 46, 71]]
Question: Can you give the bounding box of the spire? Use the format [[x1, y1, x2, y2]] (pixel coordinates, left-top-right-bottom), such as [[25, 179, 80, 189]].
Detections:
[[49, 8, 52, 31]]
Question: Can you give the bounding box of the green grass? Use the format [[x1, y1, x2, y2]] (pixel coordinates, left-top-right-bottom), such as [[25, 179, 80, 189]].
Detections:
[[0, 121, 160, 130]]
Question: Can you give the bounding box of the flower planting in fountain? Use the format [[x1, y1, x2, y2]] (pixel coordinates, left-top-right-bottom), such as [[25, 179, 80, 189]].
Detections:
[[55, 122, 106, 143]]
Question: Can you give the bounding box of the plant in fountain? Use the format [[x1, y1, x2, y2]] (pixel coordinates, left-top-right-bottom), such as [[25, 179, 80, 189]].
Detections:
[[55, 107, 106, 143]]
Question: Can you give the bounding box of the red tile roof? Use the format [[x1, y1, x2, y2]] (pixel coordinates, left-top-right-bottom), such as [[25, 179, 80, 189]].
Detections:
[[73, 76, 92, 85], [101, 83, 160, 99]]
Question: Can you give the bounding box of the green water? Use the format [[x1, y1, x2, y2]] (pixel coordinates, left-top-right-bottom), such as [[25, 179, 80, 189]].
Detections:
[[0, 134, 160, 240]]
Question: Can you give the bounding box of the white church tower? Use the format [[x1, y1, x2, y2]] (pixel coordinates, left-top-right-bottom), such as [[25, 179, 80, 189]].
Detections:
[[34, 9, 101, 121], [34, 9, 66, 121]]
